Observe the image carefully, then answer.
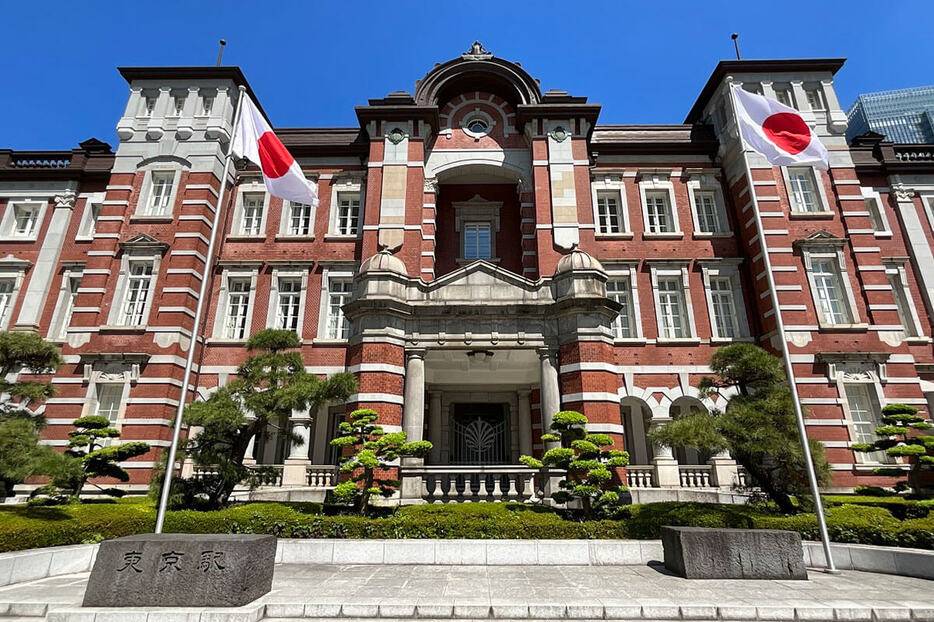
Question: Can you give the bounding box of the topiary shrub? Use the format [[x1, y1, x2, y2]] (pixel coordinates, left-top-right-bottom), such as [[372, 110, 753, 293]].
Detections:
[[852, 403, 934, 497]]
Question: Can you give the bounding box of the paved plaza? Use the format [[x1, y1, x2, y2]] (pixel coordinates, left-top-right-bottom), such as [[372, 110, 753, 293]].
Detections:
[[1, 563, 933, 621]]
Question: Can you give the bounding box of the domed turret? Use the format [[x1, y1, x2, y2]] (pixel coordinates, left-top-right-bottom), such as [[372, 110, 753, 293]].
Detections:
[[553, 246, 605, 277], [359, 249, 407, 276]]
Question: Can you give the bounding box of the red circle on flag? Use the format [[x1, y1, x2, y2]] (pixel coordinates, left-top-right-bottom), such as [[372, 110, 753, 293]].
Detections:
[[257, 131, 294, 179], [762, 113, 811, 155]]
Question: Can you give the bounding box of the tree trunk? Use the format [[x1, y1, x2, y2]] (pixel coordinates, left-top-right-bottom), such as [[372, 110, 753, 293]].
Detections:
[[357, 468, 374, 516]]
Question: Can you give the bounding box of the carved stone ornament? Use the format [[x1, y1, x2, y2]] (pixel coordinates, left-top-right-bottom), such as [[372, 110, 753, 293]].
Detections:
[[424, 177, 440, 194], [462, 41, 493, 60], [387, 128, 406, 145], [549, 126, 570, 143], [892, 182, 915, 202], [837, 364, 874, 382], [53, 189, 77, 209]]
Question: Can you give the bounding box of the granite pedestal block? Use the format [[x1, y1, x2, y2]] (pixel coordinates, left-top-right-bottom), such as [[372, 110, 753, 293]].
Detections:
[[82, 533, 275, 607], [662, 526, 807, 579]]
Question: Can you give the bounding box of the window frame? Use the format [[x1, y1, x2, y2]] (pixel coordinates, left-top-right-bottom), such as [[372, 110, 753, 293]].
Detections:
[[316, 267, 354, 342], [231, 181, 270, 238], [884, 258, 926, 340], [281, 200, 315, 238], [265, 267, 310, 337], [605, 262, 643, 342], [136, 169, 180, 219], [107, 251, 161, 328], [782, 166, 831, 215], [453, 198, 502, 263], [590, 174, 631, 237], [860, 187, 892, 237], [0, 198, 47, 241], [685, 171, 730, 236], [799, 239, 863, 330], [76, 192, 105, 241], [48, 265, 83, 342], [649, 263, 697, 341], [637, 173, 681, 237], [699, 260, 750, 342], [212, 267, 259, 341], [327, 173, 365, 238]]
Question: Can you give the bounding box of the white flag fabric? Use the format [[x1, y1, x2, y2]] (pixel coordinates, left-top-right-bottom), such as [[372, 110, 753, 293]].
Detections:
[[231, 95, 319, 206], [732, 85, 829, 170]]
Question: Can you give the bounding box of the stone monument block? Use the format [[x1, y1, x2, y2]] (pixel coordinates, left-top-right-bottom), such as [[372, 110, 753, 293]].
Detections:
[[82, 534, 275, 607], [661, 526, 807, 579]]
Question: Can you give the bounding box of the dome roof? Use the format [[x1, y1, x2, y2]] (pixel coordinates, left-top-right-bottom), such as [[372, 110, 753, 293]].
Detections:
[[359, 249, 407, 275], [554, 247, 605, 276]]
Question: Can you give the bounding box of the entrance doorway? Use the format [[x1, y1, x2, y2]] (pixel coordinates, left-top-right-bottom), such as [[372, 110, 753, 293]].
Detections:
[[451, 403, 509, 465]]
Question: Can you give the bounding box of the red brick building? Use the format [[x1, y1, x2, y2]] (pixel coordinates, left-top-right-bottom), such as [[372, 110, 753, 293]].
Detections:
[[4, 44, 934, 499]]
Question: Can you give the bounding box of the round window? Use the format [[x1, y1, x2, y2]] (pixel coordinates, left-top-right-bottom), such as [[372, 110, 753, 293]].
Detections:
[[462, 112, 493, 138], [467, 118, 488, 134]]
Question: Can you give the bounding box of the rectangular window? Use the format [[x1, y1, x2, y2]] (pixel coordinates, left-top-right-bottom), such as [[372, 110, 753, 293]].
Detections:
[[0, 280, 14, 328], [775, 88, 794, 108], [95, 384, 123, 423], [52, 276, 80, 340], [146, 172, 175, 216], [787, 167, 820, 213], [121, 262, 154, 326], [607, 278, 635, 339], [844, 383, 890, 463], [240, 193, 265, 236], [11, 202, 40, 237], [693, 190, 722, 233], [81, 202, 101, 238], [866, 198, 886, 232], [200, 94, 214, 116], [276, 278, 302, 333], [811, 259, 850, 325], [887, 269, 919, 337], [805, 87, 825, 110], [645, 191, 673, 233], [141, 95, 157, 117], [709, 276, 739, 339], [224, 278, 251, 339], [170, 94, 186, 117], [335, 193, 360, 236], [657, 277, 688, 339], [326, 278, 351, 339], [596, 191, 623, 234], [463, 222, 492, 260], [288, 202, 313, 236]]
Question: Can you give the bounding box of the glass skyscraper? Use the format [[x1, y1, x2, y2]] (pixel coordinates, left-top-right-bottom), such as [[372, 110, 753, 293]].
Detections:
[[847, 85, 934, 143]]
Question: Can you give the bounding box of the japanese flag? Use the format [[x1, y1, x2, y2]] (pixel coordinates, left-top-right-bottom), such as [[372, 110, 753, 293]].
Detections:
[[231, 95, 319, 206], [732, 85, 829, 170]]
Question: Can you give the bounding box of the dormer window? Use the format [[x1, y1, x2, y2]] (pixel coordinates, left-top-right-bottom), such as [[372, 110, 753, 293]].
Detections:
[[454, 196, 501, 263]]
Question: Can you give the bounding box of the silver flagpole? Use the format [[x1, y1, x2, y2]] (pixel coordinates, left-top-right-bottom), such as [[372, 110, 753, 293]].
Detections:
[[726, 80, 837, 573], [155, 84, 247, 534]]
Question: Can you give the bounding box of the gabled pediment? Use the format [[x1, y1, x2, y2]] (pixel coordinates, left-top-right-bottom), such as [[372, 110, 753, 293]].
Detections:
[[422, 260, 549, 304], [793, 229, 846, 249], [119, 233, 170, 253]]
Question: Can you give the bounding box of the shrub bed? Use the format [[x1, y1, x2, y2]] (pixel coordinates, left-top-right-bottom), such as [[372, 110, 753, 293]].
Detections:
[[1, 499, 932, 553]]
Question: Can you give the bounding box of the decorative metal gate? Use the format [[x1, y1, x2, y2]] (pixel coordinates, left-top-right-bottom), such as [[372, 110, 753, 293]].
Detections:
[[451, 404, 508, 465]]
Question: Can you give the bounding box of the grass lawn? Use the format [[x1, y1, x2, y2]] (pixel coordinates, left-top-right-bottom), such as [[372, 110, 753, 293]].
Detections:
[[0, 495, 932, 553]]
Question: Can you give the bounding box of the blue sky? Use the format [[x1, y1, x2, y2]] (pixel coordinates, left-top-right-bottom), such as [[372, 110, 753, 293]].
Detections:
[[3, 0, 932, 150]]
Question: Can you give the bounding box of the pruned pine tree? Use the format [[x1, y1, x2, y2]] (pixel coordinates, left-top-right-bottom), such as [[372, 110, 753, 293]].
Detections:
[[852, 403, 933, 496]]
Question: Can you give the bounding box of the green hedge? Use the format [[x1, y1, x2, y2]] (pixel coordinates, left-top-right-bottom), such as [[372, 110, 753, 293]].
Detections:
[[823, 495, 933, 520], [1, 499, 933, 553]]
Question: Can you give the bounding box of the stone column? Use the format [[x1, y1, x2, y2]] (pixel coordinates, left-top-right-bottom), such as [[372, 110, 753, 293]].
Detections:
[[650, 418, 680, 488], [517, 389, 533, 457], [180, 426, 202, 478], [282, 418, 312, 486], [311, 405, 331, 464], [401, 349, 426, 501], [428, 391, 442, 464], [538, 348, 560, 449]]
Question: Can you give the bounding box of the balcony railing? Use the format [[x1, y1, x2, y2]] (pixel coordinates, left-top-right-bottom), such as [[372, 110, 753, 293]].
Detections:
[[306, 465, 339, 488], [625, 465, 656, 488], [678, 465, 714, 488], [192, 464, 284, 487], [404, 465, 544, 503]]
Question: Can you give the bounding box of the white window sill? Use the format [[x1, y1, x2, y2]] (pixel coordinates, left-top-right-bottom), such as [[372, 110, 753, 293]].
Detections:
[[693, 232, 734, 239], [873, 231, 894, 239], [789, 211, 834, 219], [99, 325, 147, 334], [903, 336, 932, 345], [853, 463, 906, 472], [595, 232, 634, 240], [656, 337, 701, 345], [227, 235, 266, 242], [710, 336, 755, 344], [613, 338, 647, 345], [310, 338, 349, 346], [275, 234, 315, 242], [325, 234, 360, 241], [75, 235, 95, 243], [817, 323, 869, 332], [205, 338, 248, 345], [130, 215, 173, 223], [643, 232, 684, 239], [0, 235, 39, 243]]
